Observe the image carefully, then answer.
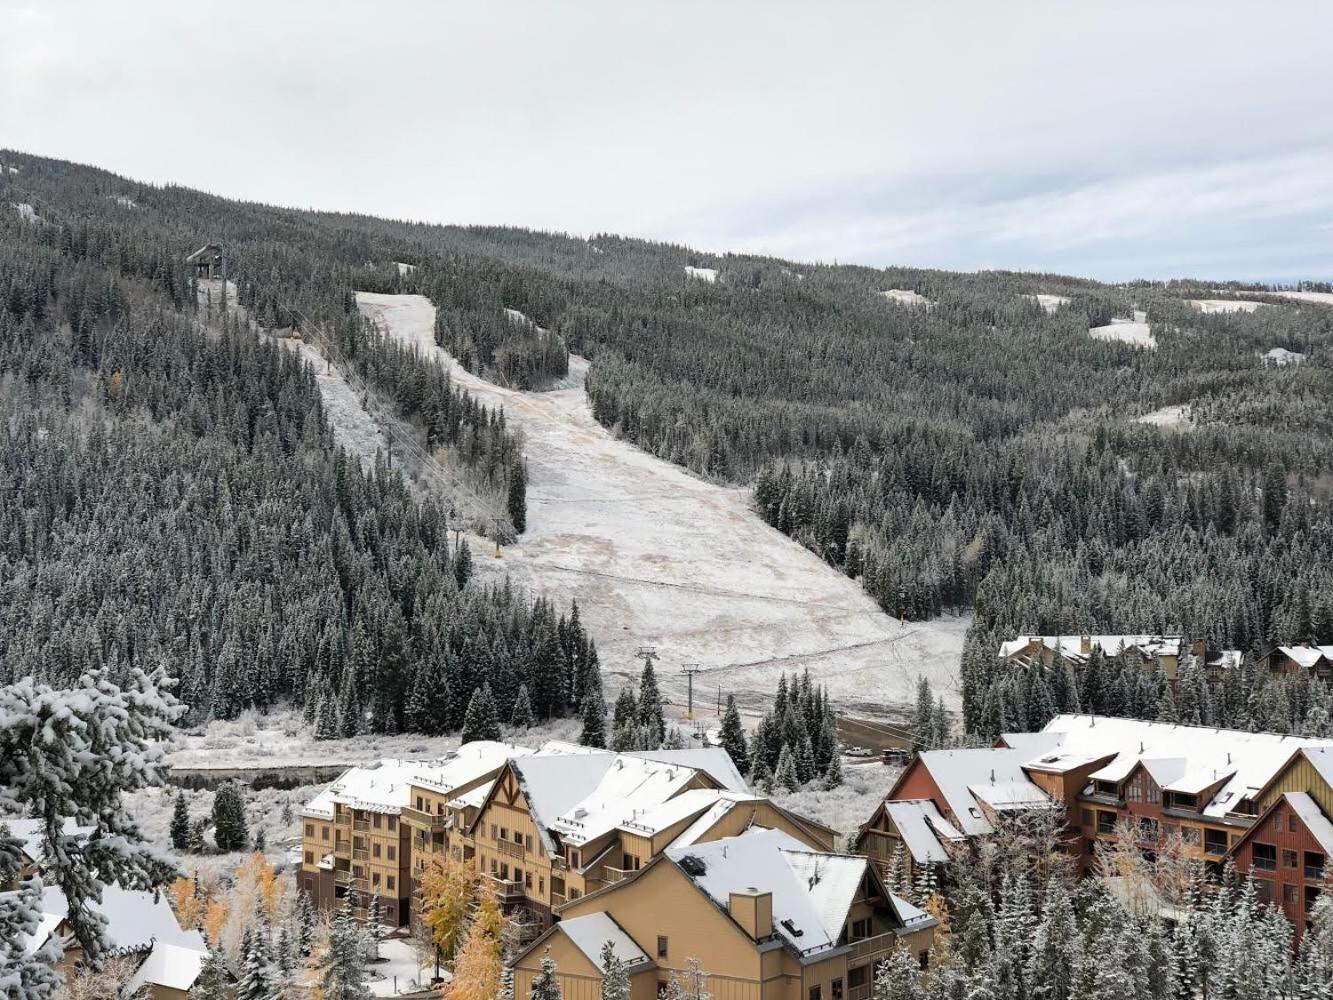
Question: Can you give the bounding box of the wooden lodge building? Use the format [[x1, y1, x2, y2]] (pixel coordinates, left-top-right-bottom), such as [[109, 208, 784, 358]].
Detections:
[[299, 741, 838, 937], [512, 828, 938, 1000], [856, 714, 1333, 935], [997, 634, 1245, 683]]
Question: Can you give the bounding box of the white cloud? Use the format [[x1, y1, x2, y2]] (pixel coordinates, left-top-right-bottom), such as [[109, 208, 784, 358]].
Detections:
[[1, 0, 1331, 279]]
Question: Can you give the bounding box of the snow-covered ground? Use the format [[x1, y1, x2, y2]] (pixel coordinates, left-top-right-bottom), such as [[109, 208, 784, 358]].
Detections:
[[1024, 293, 1070, 314], [1263, 347, 1306, 366], [1188, 299, 1265, 314], [684, 265, 719, 283], [879, 289, 934, 308], [394, 261, 417, 276], [277, 335, 391, 474], [1091, 310, 1155, 348], [1272, 290, 1333, 307], [1136, 404, 1193, 429], [354, 292, 965, 716], [772, 761, 897, 842], [12, 202, 40, 223]]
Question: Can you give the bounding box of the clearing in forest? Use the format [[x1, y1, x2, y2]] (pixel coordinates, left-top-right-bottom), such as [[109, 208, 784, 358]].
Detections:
[[353, 292, 966, 716]]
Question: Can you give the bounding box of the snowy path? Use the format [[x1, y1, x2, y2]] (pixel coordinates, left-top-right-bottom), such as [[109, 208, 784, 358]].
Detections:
[[355, 292, 965, 715]]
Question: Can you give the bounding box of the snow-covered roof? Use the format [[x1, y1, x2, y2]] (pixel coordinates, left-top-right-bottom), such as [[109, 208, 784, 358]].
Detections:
[[629, 748, 748, 792], [510, 752, 617, 853], [550, 755, 704, 847], [882, 800, 965, 865], [1207, 650, 1244, 671], [1283, 792, 1333, 855], [303, 741, 528, 819], [1301, 747, 1333, 789], [1277, 645, 1333, 669], [999, 635, 1183, 664], [667, 829, 868, 958], [666, 793, 753, 849], [1037, 714, 1333, 818], [1, 817, 93, 864], [556, 912, 653, 970], [914, 748, 1052, 836], [126, 941, 208, 993], [39, 884, 206, 956]]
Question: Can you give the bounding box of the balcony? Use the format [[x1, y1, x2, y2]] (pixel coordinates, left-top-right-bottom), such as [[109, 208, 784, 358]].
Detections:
[[1252, 857, 1276, 871], [496, 838, 525, 860], [353, 848, 369, 862], [847, 932, 897, 963], [551, 856, 567, 872], [488, 877, 524, 901], [603, 867, 634, 885], [402, 806, 450, 831], [353, 819, 370, 832], [550, 891, 566, 907], [1307, 865, 1326, 881]]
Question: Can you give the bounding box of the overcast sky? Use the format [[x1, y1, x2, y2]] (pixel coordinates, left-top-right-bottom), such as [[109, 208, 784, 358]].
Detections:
[[4, 1, 1332, 281]]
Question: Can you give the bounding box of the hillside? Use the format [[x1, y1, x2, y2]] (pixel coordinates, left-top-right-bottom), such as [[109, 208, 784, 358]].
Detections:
[[3, 149, 1332, 735]]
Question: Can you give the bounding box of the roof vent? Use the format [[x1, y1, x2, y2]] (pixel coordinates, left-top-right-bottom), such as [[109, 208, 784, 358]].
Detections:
[[678, 855, 707, 877], [780, 918, 804, 938], [573, 808, 588, 819]]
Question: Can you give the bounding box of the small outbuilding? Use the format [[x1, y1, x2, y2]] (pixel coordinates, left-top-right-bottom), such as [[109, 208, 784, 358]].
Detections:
[[186, 243, 224, 280]]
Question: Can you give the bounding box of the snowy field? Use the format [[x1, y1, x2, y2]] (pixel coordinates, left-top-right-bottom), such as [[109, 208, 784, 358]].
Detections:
[[879, 289, 934, 308], [1272, 290, 1333, 307], [1263, 347, 1306, 366], [1091, 310, 1155, 348], [1136, 404, 1193, 429], [684, 265, 719, 283], [1188, 299, 1265, 314], [354, 292, 965, 717], [1024, 293, 1070, 314], [276, 335, 391, 475]]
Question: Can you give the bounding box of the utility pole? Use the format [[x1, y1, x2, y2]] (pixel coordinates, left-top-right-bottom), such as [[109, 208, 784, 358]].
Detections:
[[681, 664, 702, 720], [635, 646, 659, 668]]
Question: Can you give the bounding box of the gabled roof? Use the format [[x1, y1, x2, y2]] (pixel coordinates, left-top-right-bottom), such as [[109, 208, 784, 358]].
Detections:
[[1277, 645, 1333, 669], [303, 741, 528, 819], [908, 747, 1052, 836], [555, 912, 653, 971], [1301, 747, 1333, 789], [126, 941, 209, 994], [628, 748, 748, 792], [506, 752, 617, 853], [38, 884, 206, 957], [665, 828, 934, 961], [1037, 714, 1332, 819], [185, 244, 220, 262], [1230, 791, 1333, 859], [2, 818, 94, 864], [550, 755, 704, 847], [998, 635, 1183, 664], [880, 800, 966, 865]]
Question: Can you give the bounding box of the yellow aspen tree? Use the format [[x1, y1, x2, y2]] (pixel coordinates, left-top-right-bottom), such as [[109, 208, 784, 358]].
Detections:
[[447, 892, 508, 1000], [421, 855, 479, 962]]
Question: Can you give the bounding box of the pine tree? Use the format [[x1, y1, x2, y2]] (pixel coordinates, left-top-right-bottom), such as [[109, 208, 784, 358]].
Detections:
[[638, 660, 666, 746], [601, 939, 631, 1000], [774, 745, 800, 791], [212, 781, 250, 852], [238, 924, 277, 1000], [611, 688, 640, 751], [461, 683, 502, 743], [579, 662, 608, 749], [511, 684, 535, 730], [718, 694, 749, 773], [530, 949, 563, 1000], [193, 947, 231, 1000], [171, 790, 192, 852], [872, 946, 923, 1000], [367, 891, 384, 960], [320, 898, 369, 1000], [749, 752, 774, 793], [912, 677, 934, 751], [508, 457, 528, 534], [297, 891, 317, 956]]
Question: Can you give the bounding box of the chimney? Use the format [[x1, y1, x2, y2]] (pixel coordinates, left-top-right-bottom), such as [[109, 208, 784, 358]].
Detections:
[[729, 888, 773, 941], [1080, 635, 1092, 655]]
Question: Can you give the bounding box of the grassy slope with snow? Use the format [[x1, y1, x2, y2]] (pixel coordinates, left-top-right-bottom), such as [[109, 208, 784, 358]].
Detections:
[[354, 292, 966, 718]]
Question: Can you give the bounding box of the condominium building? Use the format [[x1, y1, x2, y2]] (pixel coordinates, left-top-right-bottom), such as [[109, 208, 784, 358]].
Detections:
[[513, 828, 937, 1000]]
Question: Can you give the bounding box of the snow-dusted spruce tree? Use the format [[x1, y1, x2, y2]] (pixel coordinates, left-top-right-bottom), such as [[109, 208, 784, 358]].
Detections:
[[0, 667, 181, 996], [718, 695, 749, 773], [1024, 878, 1078, 1000], [461, 683, 502, 743], [367, 891, 384, 960], [530, 949, 563, 1000], [600, 940, 630, 1000], [320, 898, 370, 1000], [511, 684, 535, 731], [637, 661, 666, 746], [579, 663, 608, 749], [192, 946, 230, 1000], [170, 790, 192, 852], [212, 781, 249, 852], [237, 923, 278, 1000], [871, 947, 922, 1000], [773, 745, 800, 791]]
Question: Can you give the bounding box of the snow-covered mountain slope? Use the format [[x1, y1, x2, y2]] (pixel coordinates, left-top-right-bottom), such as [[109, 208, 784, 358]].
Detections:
[[354, 292, 965, 715]]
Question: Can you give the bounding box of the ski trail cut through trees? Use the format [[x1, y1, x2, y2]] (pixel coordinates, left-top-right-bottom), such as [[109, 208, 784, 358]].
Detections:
[[355, 292, 966, 713]]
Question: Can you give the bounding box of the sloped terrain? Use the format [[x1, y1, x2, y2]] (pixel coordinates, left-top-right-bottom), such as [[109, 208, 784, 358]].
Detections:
[[355, 292, 966, 714]]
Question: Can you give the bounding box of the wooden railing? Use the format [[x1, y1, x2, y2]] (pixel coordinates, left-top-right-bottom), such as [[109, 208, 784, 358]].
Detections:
[[497, 838, 525, 859], [488, 877, 524, 901], [847, 932, 897, 963], [402, 806, 449, 831]]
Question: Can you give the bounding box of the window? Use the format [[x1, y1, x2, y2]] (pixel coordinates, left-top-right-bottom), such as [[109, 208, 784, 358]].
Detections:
[[1275, 815, 1284, 832], [1283, 849, 1298, 869], [388, 846, 395, 861], [387, 875, 395, 891], [918, 951, 930, 971], [1252, 844, 1277, 871], [416, 796, 424, 811], [526, 834, 533, 850], [525, 872, 533, 889], [809, 987, 822, 1000], [514, 868, 523, 884], [373, 813, 381, 829], [490, 824, 497, 840], [539, 876, 545, 894], [1284, 884, 1298, 904], [848, 967, 868, 989], [1127, 782, 1141, 803], [500, 828, 508, 841], [570, 889, 581, 900], [373, 843, 381, 858], [305, 851, 313, 865], [388, 816, 396, 832], [306, 823, 315, 837], [490, 859, 497, 874], [321, 827, 330, 841], [832, 978, 843, 1000], [657, 936, 668, 958], [1147, 785, 1159, 804], [850, 918, 872, 941], [1290, 815, 1299, 833], [1097, 811, 1116, 835], [501, 864, 509, 879]]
